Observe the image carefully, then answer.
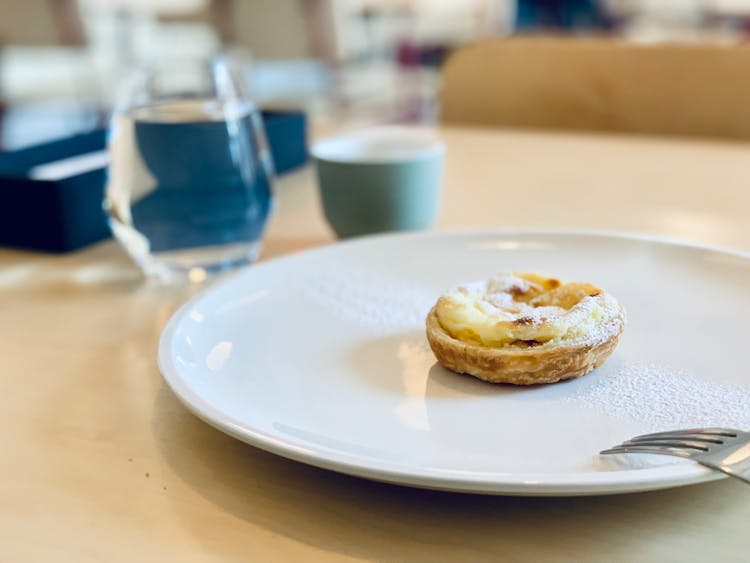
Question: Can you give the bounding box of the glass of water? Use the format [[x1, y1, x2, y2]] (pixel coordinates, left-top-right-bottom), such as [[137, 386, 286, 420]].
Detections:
[[105, 56, 274, 282]]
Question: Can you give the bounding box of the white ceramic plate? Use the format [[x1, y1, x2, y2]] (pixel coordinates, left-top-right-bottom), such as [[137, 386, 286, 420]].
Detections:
[[158, 230, 750, 495]]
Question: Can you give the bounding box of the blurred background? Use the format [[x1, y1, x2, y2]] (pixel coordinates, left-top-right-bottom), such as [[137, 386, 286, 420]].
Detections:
[[3, 0, 750, 150]]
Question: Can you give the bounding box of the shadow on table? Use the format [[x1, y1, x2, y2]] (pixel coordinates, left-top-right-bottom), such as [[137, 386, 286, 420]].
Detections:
[[0, 235, 334, 299], [152, 383, 746, 560], [0, 240, 144, 296]]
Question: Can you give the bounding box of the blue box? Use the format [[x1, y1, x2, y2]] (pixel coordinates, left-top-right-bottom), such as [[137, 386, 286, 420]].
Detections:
[[0, 130, 108, 253], [0, 110, 308, 253], [263, 110, 309, 174]]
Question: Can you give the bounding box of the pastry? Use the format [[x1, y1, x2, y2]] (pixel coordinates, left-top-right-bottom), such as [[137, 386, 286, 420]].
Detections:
[[426, 272, 624, 385]]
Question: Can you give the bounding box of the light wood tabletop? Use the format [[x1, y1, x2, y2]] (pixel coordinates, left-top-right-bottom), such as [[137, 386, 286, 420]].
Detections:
[[2, 125, 750, 562]]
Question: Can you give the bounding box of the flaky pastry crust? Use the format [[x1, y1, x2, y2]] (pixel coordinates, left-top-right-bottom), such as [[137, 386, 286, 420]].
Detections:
[[425, 306, 624, 385]]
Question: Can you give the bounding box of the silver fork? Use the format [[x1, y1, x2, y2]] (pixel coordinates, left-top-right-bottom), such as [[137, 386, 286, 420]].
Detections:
[[600, 427, 750, 485]]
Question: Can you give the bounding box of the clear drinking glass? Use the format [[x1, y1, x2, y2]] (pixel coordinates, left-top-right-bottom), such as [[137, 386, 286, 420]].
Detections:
[[105, 57, 275, 282]]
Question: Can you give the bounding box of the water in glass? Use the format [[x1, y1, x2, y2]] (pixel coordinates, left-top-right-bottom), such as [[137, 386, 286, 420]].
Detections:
[[105, 59, 274, 282]]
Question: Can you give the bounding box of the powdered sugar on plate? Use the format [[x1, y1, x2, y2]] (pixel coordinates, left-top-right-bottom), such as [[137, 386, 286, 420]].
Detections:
[[306, 265, 749, 433], [304, 263, 437, 332], [563, 362, 750, 431]]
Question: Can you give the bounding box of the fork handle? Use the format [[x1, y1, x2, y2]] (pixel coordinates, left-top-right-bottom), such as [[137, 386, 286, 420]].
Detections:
[[708, 459, 750, 485], [718, 459, 750, 485]]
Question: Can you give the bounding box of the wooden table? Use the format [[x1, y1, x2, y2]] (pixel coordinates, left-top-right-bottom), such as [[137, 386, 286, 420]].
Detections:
[[3, 126, 750, 561]]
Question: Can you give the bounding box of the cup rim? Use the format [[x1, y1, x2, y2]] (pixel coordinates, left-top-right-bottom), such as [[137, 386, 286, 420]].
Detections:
[[311, 126, 444, 165]]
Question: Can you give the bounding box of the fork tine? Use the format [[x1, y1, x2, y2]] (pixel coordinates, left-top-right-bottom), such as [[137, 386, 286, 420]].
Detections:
[[621, 438, 711, 450], [599, 445, 695, 458], [626, 435, 723, 446], [631, 428, 739, 441]]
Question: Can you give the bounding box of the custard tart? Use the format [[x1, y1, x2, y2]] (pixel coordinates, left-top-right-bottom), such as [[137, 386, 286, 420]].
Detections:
[[426, 272, 624, 385]]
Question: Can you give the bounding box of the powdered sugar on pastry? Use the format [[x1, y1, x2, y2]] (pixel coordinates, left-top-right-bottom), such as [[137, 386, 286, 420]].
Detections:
[[435, 272, 622, 348]]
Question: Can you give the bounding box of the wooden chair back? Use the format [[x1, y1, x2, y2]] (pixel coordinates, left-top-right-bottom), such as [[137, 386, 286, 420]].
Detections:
[[441, 37, 750, 139]]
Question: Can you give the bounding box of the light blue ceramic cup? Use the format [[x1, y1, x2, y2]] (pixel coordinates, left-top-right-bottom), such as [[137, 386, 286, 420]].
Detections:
[[312, 127, 444, 238]]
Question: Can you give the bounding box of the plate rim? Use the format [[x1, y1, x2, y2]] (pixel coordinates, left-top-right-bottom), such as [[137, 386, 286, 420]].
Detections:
[[158, 228, 747, 495]]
